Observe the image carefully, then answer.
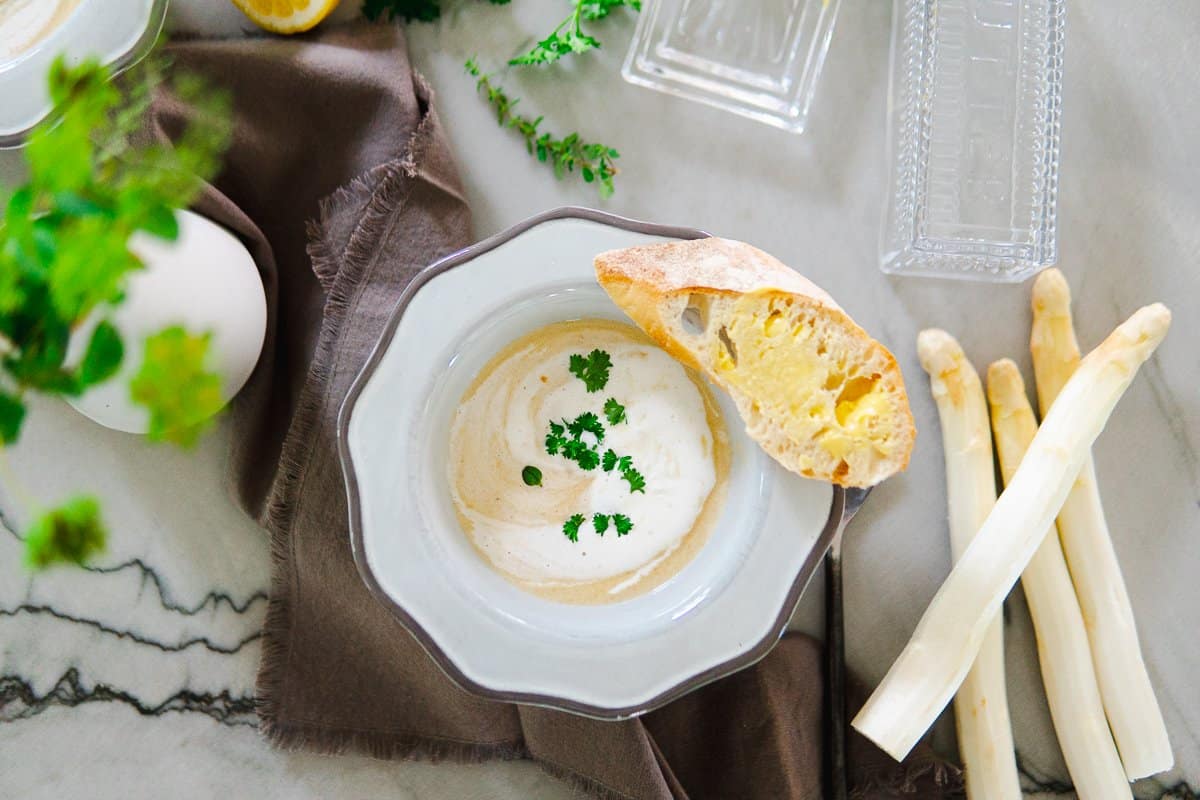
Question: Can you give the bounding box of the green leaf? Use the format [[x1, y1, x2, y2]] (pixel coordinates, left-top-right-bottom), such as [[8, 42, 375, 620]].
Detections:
[[621, 466, 646, 494], [559, 437, 593, 465], [23, 495, 107, 570], [593, 513, 609, 535], [575, 447, 600, 471], [568, 349, 612, 392], [0, 391, 26, 444], [521, 465, 543, 486], [138, 206, 180, 241], [563, 513, 585, 542], [76, 320, 124, 387], [603, 397, 626, 426], [129, 326, 223, 448], [602, 449, 618, 472], [612, 513, 633, 536], [566, 411, 604, 442]]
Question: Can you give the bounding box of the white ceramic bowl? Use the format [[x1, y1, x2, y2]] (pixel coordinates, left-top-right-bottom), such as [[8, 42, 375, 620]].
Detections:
[[339, 208, 843, 718], [0, 0, 166, 147]]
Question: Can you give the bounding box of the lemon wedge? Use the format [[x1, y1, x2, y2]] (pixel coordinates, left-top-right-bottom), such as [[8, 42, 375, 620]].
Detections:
[[231, 0, 340, 34]]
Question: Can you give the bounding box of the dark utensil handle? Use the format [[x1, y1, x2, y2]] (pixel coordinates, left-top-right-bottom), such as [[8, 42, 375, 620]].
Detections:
[[825, 549, 848, 800]]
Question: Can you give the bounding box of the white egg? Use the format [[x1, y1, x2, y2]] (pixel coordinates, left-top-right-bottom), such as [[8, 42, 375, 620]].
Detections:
[[66, 209, 267, 435]]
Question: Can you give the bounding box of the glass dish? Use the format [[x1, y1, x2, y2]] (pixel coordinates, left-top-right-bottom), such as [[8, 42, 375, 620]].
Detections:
[[621, 0, 842, 134], [880, 0, 1066, 281]]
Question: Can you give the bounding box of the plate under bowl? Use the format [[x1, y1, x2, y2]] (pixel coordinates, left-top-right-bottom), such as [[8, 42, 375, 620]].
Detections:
[[339, 207, 841, 718]]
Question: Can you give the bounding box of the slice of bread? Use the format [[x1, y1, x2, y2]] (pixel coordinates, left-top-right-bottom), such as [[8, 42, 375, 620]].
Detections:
[[595, 238, 915, 487]]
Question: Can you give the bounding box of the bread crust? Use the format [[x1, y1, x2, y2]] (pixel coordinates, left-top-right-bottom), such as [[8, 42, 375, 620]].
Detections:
[[595, 238, 915, 486]]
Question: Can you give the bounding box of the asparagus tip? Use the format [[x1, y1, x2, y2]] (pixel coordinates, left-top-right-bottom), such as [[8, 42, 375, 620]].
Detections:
[[986, 359, 1027, 407], [1032, 268, 1071, 315], [916, 328, 964, 376]]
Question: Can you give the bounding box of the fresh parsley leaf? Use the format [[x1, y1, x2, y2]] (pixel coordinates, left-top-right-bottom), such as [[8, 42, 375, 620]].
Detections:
[[76, 320, 123, 387], [580, 0, 640, 19], [465, 59, 620, 198], [568, 349, 612, 392], [509, 0, 640, 67], [545, 420, 567, 454], [603, 397, 625, 426], [0, 392, 26, 445], [621, 466, 646, 494], [575, 447, 601, 471], [563, 513, 586, 542], [612, 513, 633, 536], [23, 495, 107, 570], [129, 327, 223, 448], [521, 465, 543, 486], [617, 455, 632, 472], [593, 513, 610, 535], [510, 28, 600, 66], [560, 437, 590, 462], [567, 411, 605, 442], [602, 449, 618, 472]]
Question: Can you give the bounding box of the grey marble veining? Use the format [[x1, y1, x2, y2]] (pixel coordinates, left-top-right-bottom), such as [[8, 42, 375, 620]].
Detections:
[[1, 0, 1197, 797]]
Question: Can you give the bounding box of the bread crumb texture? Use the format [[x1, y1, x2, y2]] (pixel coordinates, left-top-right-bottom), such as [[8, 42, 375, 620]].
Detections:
[[596, 238, 915, 487]]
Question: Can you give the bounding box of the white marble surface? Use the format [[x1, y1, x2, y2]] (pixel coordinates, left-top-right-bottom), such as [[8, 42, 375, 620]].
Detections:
[[2, 0, 1197, 797]]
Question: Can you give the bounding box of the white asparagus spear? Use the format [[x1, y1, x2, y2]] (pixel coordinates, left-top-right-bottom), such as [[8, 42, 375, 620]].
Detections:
[[917, 330, 1021, 800], [987, 359, 1131, 800], [1030, 270, 1173, 779], [852, 303, 1171, 761]]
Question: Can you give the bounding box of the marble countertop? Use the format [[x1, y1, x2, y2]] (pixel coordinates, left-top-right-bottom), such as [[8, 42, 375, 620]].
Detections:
[[2, 1, 1197, 797]]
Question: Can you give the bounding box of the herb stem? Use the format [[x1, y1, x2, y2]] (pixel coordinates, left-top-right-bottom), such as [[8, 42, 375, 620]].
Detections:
[[465, 59, 620, 198]]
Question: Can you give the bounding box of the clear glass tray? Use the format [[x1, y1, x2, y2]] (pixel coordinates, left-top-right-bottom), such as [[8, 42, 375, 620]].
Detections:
[[621, 0, 842, 134], [880, 0, 1066, 281]]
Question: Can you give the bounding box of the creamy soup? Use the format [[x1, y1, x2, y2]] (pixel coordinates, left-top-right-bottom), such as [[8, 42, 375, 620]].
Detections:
[[0, 0, 80, 63], [447, 319, 730, 604]]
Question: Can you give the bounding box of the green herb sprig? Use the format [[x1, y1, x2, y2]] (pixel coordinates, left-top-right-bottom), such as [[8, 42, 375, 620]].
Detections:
[[2, 57, 231, 569], [510, 0, 641, 66], [563, 513, 586, 542], [590, 512, 633, 537], [569, 349, 612, 392], [602, 397, 625, 425], [465, 59, 620, 198]]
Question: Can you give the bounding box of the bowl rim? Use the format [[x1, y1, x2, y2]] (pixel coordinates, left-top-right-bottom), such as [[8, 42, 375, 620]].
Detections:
[[0, 0, 168, 148], [337, 205, 846, 719]]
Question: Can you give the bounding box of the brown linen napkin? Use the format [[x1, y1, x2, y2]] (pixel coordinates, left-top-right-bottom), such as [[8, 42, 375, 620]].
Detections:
[[155, 23, 963, 800]]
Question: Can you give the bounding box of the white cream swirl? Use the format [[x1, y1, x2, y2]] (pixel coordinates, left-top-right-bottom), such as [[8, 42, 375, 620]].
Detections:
[[448, 320, 726, 601]]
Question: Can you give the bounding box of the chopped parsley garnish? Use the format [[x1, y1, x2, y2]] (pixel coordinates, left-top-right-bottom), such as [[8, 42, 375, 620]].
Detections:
[[521, 466, 543, 486], [567, 411, 605, 442], [563, 514, 586, 542], [568, 349, 612, 392], [574, 447, 601, 471], [601, 448, 642, 493], [603, 397, 626, 426], [621, 467, 646, 494], [548, 350, 647, 541], [545, 420, 567, 454]]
